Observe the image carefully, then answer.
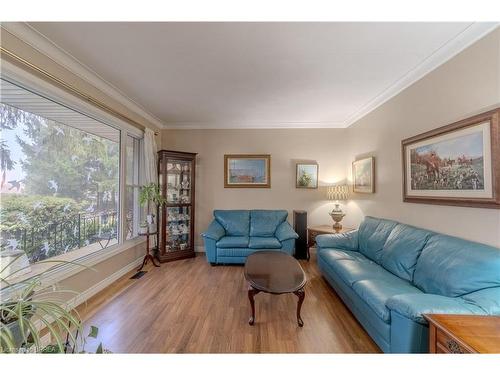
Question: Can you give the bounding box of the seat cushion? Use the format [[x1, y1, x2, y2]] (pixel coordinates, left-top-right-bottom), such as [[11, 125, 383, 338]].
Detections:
[[214, 210, 250, 236], [216, 236, 249, 248], [318, 248, 371, 264], [249, 210, 288, 237], [414, 234, 500, 297], [329, 259, 403, 287], [352, 279, 423, 322], [380, 224, 433, 282], [358, 216, 398, 263], [248, 236, 282, 249]]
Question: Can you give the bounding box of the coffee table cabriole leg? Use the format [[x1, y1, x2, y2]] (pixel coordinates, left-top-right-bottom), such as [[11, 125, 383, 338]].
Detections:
[[247, 286, 260, 326], [293, 288, 305, 327]]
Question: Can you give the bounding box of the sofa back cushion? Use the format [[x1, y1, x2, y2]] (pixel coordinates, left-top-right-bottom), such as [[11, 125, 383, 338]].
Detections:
[[250, 210, 288, 237], [414, 234, 500, 297], [214, 210, 250, 236], [358, 216, 398, 263], [380, 224, 433, 282]]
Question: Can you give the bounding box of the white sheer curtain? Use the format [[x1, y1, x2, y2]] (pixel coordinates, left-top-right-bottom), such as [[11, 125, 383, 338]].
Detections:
[[142, 128, 158, 185]]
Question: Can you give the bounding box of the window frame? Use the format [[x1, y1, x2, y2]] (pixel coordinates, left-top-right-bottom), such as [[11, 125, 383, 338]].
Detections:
[[123, 134, 143, 241], [1, 58, 146, 288]]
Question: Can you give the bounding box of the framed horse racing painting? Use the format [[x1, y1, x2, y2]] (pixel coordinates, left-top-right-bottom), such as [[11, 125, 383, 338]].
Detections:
[[402, 108, 500, 208]]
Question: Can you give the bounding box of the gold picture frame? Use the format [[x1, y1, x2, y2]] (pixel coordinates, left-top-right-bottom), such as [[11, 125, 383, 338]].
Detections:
[[352, 157, 375, 193], [224, 154, 271, 188]]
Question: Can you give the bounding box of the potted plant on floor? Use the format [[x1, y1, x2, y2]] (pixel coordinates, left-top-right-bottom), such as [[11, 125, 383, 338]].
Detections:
[[139, 183, 166, 234], [0, 255, 105, 353]]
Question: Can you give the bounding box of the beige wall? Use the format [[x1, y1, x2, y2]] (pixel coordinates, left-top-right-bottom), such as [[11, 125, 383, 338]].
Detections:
[[162, 129, 349, 246], [344, 29, 500, 247], [61, 244, 144, 295], [163, 29, 500, 249]]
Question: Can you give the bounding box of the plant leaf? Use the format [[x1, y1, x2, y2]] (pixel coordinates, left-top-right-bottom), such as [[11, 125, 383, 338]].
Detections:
[[88, 325, 98, 339]]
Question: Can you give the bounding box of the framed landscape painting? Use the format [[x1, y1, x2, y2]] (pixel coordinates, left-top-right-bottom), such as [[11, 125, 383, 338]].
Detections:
[[224, 154, 271, 188], [402, 108, 500, 208], [296, 163, 318, 189], [352, 157, 375, 193]]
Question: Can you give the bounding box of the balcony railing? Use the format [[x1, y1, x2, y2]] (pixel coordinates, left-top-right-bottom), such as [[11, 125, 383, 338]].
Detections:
[[0, 211, 118, 264]]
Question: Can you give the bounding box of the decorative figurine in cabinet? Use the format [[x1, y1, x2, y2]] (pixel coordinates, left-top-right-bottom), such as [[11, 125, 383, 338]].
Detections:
[[157, 150, 197, 262]]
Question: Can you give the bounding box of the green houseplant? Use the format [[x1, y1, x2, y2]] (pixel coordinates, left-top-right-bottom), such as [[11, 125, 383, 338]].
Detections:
[[138, 183, 166, 234], [0, 255, 103, 353]]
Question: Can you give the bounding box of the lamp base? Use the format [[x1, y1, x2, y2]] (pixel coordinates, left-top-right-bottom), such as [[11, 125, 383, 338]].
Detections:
[[329, 210, 345, 230]]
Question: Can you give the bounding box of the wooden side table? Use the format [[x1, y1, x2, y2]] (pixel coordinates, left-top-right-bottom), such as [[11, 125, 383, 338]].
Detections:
[[307, 225, 354, 259], [137, 231, 160, 272], [425, 314, 500, 353]]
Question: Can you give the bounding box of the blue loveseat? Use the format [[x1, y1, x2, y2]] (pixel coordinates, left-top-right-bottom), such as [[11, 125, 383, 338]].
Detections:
[[201, 209, 298, 265], [316, 216, 500, 353]]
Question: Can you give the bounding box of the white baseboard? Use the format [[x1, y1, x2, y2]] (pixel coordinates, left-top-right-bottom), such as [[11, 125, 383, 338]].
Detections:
[[195, 245, 205, 253], [68, 257, 143, 309]]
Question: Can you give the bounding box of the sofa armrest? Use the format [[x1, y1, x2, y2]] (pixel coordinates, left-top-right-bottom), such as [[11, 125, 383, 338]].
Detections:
[[275, 221, 299, 242], [201, 220, 225, 241], [386, 293, 486, 324], [315, 229, 359, 251]]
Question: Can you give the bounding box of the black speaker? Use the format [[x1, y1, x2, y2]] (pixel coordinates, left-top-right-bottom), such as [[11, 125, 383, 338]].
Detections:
[[293, 210, 308, 260]]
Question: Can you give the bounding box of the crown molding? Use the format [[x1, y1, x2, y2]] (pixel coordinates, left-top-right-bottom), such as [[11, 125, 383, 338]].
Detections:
[[342, 22, 500, 128], [1, 22, 166, 130], [162, 121, 346, 130]]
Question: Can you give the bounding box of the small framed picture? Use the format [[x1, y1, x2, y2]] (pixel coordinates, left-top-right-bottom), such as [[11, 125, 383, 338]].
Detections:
[[224, 154, 271, 188], [352, 157, 375, 193], [296, 163, 318, 189]]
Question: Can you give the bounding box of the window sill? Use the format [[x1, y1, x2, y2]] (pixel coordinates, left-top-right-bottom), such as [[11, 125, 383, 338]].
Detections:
[[1, 237, 146, 293]]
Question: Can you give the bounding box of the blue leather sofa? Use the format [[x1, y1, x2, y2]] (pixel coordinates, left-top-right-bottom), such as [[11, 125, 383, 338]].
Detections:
[[201, 209, 298, 265], [316, 216, 500, 353]]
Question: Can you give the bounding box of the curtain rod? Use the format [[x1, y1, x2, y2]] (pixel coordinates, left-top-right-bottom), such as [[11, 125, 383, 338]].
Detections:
[[0, 46, 159, 136]]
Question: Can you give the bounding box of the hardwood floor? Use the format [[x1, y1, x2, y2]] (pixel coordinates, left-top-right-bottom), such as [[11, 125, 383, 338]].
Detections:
[[77, 251, 380, 353]]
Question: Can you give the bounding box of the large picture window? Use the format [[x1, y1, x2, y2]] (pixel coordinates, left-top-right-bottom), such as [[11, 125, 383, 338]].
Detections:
[[0, 78, 142, 280]]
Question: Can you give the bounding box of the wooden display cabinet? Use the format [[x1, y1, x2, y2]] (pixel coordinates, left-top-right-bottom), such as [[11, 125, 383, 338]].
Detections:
[[156, 150, 197, 262]]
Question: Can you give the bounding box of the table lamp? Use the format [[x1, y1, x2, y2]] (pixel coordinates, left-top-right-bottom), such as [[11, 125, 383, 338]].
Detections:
[[327, 185, 349, 229]]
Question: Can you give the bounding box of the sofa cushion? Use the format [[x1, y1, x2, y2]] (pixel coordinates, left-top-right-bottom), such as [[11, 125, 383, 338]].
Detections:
[[248, 236, 282, 249], [413, 234, 500, 297], [353, 279, 423, 322], [358, 216, 398, 263], [380, 224, 433, 282], [214, 210, 250, 236], [329, 259, 403, 287], [249, 210, 288, 237], [216, 236, 249, 248], [318, 248, 371, 264]]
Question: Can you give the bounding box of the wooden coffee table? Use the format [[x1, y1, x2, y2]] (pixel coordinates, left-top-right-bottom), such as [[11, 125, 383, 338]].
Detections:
[[244, 251, 307, 327]]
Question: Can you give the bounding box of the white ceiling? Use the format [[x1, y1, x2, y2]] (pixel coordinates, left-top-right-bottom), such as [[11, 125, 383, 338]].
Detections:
[[22, 22, 497, 129]]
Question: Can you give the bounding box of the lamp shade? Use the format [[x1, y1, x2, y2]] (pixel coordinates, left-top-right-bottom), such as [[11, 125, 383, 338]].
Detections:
[[327, 185, 349, 201]]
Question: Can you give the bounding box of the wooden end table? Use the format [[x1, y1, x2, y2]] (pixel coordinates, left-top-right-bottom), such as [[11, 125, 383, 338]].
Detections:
[[244, 251, 306, 327], [137, 231, 160, 272], [307, 225, 354, 258], [425, 314, 500, 353]]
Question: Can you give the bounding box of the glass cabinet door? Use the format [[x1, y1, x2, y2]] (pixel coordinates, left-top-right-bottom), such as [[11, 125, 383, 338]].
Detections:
[[164, 159, 192, 252]]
